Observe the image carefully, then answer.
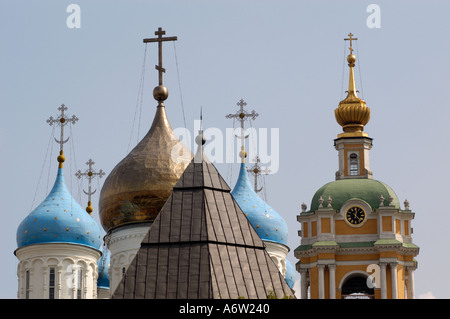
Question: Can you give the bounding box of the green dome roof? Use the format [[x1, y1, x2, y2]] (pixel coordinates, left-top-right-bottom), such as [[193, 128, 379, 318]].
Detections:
[[309, 179, 399, 212]]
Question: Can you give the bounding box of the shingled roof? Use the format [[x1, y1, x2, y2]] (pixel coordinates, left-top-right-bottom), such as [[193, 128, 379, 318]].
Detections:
[[112, 138, 294, 299]]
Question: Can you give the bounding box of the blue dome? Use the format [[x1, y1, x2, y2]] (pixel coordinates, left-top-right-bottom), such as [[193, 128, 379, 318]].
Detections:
[[284, 259, 296, 289], [97, 247, 110, 289], [16, 167, 102, 250], [231, 162, 288, 246]]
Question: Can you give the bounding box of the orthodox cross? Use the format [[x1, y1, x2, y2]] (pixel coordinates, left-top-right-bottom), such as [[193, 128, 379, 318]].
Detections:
[[344, 33, 357, 54], [247, 156, 270, 193], [75, 159, 105, 214], [143, 27, 177, 86], [46, 104, 78, 152], [225, 99, 258, 152]]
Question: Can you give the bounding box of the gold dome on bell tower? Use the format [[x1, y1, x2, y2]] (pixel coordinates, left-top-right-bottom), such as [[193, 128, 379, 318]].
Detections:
[[334, 33, 371, 138], [99, 28, 192, 232]]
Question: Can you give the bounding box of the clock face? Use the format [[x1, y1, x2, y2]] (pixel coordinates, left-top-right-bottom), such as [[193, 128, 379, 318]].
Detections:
[[345, 206, 366, 226]]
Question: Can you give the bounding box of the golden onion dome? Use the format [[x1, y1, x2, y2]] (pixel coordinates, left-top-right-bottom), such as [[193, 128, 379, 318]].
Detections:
[[334, 41, 371, 137], [99, 87, 192, 232]]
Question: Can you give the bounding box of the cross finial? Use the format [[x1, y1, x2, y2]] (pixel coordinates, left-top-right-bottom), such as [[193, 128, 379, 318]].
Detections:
[[143, 27, 178, 87], [46, 104, 78, 167], [247, 156, 271, 193], [344, 33, 358, 54], [75, 158, 105, 214], [225, 99, 259, 161]]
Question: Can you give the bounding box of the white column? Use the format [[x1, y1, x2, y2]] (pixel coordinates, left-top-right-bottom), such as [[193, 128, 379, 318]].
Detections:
[[407, 266, 415, 299], [29, 269, 34, 299], [328, 264, 336, 299], [83, 268, 89, 299], [380, 262, 387, 299], [71, 267, 77, 299], [17, 265, 24, 299], [299, 269, 308, 299], [318, 264, 325, 299], [390, 262, 398, 299], [43, 267, 49, 299], [56, 266, 62, 299]]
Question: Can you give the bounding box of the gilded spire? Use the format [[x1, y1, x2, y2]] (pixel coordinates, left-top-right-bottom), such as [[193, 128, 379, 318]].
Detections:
[[334, 33, 371, 137], [99, 28, 192, 231]]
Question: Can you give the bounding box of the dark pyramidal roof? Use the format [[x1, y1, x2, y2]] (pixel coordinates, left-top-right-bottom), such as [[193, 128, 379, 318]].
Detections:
[[112, 140, 294, 299]]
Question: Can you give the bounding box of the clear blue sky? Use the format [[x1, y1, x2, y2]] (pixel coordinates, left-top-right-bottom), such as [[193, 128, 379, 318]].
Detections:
[[1, 0, 449, 299]]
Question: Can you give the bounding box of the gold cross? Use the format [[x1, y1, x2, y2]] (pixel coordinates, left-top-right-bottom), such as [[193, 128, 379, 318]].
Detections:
[[143, 27, 177, 86], [225, 99, 258, 157], [344, 33, 358, 54], [247, 156, 271, 193], [75, 159, 105, 214], [46, 104, 78, 152]]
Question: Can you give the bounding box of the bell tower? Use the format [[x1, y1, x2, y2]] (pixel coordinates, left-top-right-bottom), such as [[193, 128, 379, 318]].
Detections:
[[295, 34, 419, 299], [334, 33, 373, 180]]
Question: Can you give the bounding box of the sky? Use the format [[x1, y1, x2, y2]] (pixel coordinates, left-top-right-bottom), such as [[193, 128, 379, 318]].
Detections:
[[1, 0, 449, 299]]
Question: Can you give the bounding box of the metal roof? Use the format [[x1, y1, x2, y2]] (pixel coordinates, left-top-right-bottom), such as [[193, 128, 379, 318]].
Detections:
[[112, 146, 294, 299]]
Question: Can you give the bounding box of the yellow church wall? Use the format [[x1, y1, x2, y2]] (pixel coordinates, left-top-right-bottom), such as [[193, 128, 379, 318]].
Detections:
[[335, 253, 379, 262], [386, 267, 392, 299], [324, 269, 330, 299], [321, 218, 331, 233], [395, 219, 401, 235], [299, 252, 410, 299], [382, 216, 392, 231], [311, 221, 317, 237], [380, 251, 398, 258], [309, 266, 319, 299], [303, 222, 308, 238], [335, 219, 377, 235], [401, 255, 414, 262], [397, 264, 406, 299], [318, 252, 335, 260], [298, 256, 316, 264], [307, 263, 407, 299], [374, 289, 381, 299], [404, 220, 409, 235]]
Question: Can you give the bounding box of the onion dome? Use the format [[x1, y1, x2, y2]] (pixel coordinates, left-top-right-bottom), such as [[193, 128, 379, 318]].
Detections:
[[99, 91, 192, 232], [285, 259, 296, 289], [334, 34, 370, 136], [231, 161, 288, 246], [97, 247, 110, 290], [309, 179, 400, 212], [16, 153, 102, 250]]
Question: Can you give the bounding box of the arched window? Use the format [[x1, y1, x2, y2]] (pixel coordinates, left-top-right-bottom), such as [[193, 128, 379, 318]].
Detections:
[[349, 153, 359, 176], [341, 275, 374, 299], [25, 270, 30, 299], [49, 267, 55, 299]]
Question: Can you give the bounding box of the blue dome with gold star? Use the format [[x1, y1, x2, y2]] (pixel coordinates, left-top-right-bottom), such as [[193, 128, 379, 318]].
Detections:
[[285, 259, 296, 289], [97, 247, 110, 289], [16, 166, 102, 250], [231, 162, 288, 246]]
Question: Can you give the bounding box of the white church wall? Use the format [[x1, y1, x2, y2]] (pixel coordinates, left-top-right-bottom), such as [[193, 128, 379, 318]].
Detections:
[[15, 243, 101, 299]]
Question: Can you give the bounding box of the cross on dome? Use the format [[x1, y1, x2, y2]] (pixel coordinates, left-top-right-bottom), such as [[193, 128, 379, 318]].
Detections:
[[344, 32, 358, 54], [247, 156, 271, 193], [225, 99, 259, 161], [75, 159, 105, 214], [143, 27, 178, 87], [46, 104, 78, 167]]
